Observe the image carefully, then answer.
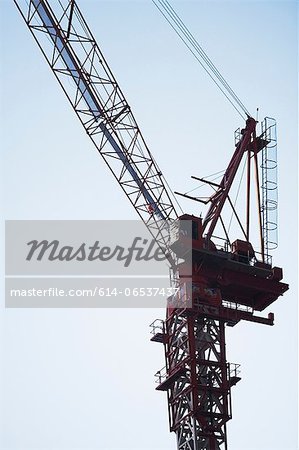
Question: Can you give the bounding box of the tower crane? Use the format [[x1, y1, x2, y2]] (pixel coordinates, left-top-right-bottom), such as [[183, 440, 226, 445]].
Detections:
[[13, 1, 289, 449]]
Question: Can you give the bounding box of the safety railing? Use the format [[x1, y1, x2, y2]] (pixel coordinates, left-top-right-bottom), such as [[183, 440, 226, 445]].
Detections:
[[260, 117, 278, 258], [154, 365, 167, 385], [222, 300, 253, 314], [150, 319, 164, 336], [228, 362, 241, 379]]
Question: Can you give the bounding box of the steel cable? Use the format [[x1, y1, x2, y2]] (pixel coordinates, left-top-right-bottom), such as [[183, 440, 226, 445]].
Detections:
[[152, 0, 251, 119]]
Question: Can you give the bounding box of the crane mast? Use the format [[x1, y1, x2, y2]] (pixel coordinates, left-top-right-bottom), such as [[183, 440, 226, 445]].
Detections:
[[14, 1, 289, 449]]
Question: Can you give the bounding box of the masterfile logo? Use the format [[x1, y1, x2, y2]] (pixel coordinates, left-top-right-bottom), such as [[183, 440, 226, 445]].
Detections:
[[5, 220, 192, 308], [6, 220, 178, 276], [26, 237, 166, 267]]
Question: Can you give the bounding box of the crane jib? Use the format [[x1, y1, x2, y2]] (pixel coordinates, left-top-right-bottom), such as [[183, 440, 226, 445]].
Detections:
[[31, 0, 166, 220]]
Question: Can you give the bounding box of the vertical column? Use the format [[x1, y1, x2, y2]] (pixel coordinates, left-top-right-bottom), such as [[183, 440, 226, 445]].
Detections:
[[165, 309, 231, 450]]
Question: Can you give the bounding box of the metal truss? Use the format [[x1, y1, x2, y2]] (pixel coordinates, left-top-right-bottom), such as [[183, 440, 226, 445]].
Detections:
[[152, 284, 276, 449], [14, 0, 179, 250], [201, 117, 257, 244], [157, 311, 233, 450]]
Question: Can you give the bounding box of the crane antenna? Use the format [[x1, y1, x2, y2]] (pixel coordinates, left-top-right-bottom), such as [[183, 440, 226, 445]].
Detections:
[[152, 0, 251, 119]]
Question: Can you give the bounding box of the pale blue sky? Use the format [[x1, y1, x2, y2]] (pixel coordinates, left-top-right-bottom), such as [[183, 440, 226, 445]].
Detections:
[[1, 1, 298, 449]]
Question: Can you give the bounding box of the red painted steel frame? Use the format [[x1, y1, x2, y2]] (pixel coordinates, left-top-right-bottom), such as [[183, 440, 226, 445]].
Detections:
[[203, 117, 257, 242]]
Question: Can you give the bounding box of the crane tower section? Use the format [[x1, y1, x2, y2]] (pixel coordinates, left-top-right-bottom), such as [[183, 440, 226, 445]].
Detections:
[[151, 118, 288, 449]]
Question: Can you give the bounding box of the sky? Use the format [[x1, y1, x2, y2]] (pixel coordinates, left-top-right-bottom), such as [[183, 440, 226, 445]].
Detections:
[[0, 1, 298, 449]]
